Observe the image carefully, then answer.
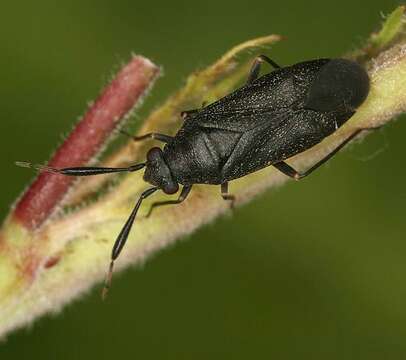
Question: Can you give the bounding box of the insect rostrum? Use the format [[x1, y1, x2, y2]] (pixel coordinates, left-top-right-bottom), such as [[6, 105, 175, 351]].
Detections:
[[18, 55, 370, 297]]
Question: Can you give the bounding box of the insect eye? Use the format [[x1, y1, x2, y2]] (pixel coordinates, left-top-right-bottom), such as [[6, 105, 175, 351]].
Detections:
[[163, 182, 179, 195], [147, 147, 163, 162]]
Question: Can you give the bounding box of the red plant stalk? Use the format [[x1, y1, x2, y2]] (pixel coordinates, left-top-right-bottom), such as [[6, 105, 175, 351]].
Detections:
[[13, 56, 160, 230]]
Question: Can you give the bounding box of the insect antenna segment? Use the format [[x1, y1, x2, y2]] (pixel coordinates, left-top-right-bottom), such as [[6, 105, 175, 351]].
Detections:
[[102, 260, 115, 300], [15, 161, 60, 173], [15, 159, 153, 298]]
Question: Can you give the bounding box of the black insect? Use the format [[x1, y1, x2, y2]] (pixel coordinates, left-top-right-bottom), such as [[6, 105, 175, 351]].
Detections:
[[19, 55, 372, 297]]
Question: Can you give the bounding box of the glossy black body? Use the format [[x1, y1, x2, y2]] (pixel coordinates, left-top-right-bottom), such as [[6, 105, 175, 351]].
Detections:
[[144, 58, 370, 188]]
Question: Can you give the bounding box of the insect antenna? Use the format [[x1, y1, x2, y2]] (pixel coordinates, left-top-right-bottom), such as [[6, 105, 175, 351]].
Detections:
[[16, 161, 60, 173], [102, 186, 159, 300], [117, 128, 134, 139], [15, 161, 146, 176]]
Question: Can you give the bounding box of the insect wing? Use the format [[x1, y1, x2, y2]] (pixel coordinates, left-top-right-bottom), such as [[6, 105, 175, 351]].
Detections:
[[194, 71, 298, 132], [220, 109, 330, 180], [219, 110, 292, 179]]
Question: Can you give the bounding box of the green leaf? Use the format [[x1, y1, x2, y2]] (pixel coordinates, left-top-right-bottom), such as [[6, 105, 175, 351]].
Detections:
[[371, 6, 405, 49]]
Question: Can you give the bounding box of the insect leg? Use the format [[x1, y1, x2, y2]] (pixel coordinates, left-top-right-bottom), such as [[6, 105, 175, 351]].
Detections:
[[221, 182, 236, 209], [247, 55, 281, 84], [181, 101, 207, 120], [102, 186, 159, 299], [15, 162, 146, 176], [119, 129, 172, 143], [272, 127, 381, 180], [145, 185, 192, 218]]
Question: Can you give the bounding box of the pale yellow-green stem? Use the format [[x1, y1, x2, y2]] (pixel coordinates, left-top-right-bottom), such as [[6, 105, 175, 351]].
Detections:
[[0, 6, 405, 340]]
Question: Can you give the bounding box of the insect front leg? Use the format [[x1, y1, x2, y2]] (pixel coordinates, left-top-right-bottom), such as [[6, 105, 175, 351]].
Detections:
[[145, 185, 192, 218], [103, 186, 159, 299], [221, 182, 236, 209], [247, 55, 281, 84], [272, 127, 382, 180], [181, 101, 208, 120]]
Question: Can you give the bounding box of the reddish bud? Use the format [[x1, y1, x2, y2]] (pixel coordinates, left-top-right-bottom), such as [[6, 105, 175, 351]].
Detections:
[[13, 56, 160, 229]]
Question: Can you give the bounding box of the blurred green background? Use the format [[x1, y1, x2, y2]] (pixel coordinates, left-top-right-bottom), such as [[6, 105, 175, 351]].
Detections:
[[1, 0, 405, 358]]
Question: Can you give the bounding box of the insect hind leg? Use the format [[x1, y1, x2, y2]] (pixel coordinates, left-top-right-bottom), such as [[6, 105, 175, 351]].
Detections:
[[221, 182, 236, 209], [273, 126, 382, 180]]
